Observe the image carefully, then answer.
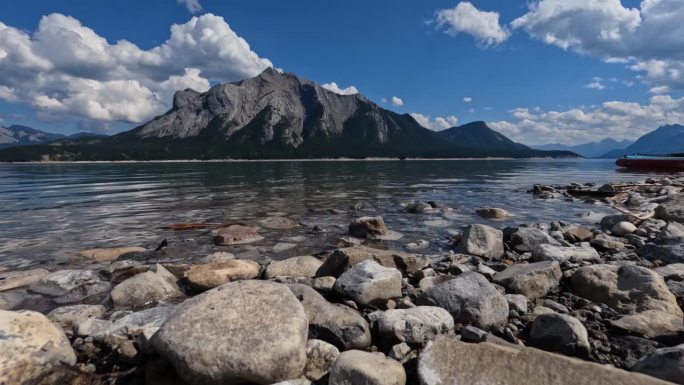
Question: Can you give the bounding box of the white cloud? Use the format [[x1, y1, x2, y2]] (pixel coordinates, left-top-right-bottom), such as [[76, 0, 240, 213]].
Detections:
[[321, 82, 359, 95], [0, 13, 272, 125], [435, 2, 510, 46], [410, 113, 458, 131], [489, 95, 684, 145], [649, 85, 671, 94], [584, 81, 605, 90], [511, 0, 684, 88], [178, 0, 202, 14], [391, 96, 404, 107], [463, 97, 472, 103], [381, 98, 388, 103]]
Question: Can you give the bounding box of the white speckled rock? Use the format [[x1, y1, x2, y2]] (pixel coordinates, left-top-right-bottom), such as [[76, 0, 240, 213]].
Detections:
[[377, 306, 454, 345], [334, 260, 402, 306], [329, 350, 406, 385]]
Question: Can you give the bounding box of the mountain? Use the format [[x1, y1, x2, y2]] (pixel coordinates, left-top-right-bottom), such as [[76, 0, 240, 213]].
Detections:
[[437, 121, 535, 156], [0, 125, 66, 149], [533, 138, 633, 158], [0, 68, 576, 161], [600, 124, 684, 158]]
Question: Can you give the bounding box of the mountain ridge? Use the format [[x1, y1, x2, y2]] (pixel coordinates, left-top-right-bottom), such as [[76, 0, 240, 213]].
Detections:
[[0, 69, 577, 161], [533, 138, 633, 158], [600, 124, 684, 158]]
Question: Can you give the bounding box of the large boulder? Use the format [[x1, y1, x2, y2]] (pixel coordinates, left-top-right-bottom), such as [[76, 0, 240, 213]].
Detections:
[[0, 310, 77, 385], [632, 344, 684, 385], [377, 306, 454, 346], [152, 280, 308, 385], [569, 264, 683, 317], [30, 269, 110, 303], [529, 313, 590, 357], [455, 224, 504, 259], [265, 256, 323, 279], [638, 237, 684, 264], [417, 337, 671, 385], [334, 260, 402, 307], [509, 227, 561, 253], [0, 268, 49, 291], [186, 260, 260, 291], [110, 265, 183, 308], [655, 194, 684, 223], [532, 243, 600, 264], [417, 272, 508, 329], [329, 350, 406, 385], [493, 261, 562, 300], [288, 284, 371, 350], [316, 245, 427, 277]]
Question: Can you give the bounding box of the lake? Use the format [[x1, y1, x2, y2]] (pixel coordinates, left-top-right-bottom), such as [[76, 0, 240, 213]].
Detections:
[[0, 159, 663, 268]]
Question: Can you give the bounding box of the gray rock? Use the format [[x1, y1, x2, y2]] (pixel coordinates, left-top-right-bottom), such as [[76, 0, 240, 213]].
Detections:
[[505, 294, 528, 314], [563, 225, 594, 243], [0, 292, 24, 310], [601, 214, 633, 231], [590, 233, 625, 251], [610, 310, 684, 339], [304, 339, 339, 382], [476, 208, 511, 219], [288, 283, 371, 350], [199, 251, 236, 263], [30, 269, 110, 303], [529, 313, 590, 357], [312, 276, 336, 293], [316, 245, 427, 278], [329, 350, 406, 385], [493, 261, 562, 300], [418, 275, 456, 291], [111, 265, 183, 308], [532, 243, 600, 263], [334, 260, 402, 306], [271, 380, 312, 385], [265, 256, 323, 279], [377, 306, 454, 346], [417, 272, 509, 329], [108, 305, 178, 341], [638, 237, 684, 264], [542, 299, 568, 313], [0, 310, 76, 385], [655, 263, 684, 281], [418, 337, 670, 385], [509, 227, 561, 253], [456, 224, 504, 259], [76, 318, 112, 338], [406, 201, 433, 214], [153, 280, 308, 385], [349, 216, 389, 238], [661, 221, 684, 237], [47, 304, 106, 331], [460, 325, 488, 342], [632, 344, 684, 385], [569, 264, 683, 317], [612, 221, 638, 236], [655, 194, 684, 223]]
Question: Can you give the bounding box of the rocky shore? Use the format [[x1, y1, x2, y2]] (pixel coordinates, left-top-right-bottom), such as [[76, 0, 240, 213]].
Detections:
[[1, 176, 684, 385]]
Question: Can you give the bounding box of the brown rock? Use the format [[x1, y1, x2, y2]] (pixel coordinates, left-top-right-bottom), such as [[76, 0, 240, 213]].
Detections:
[[213, 225, 264, 245], [0, 268, 49, 291], [186, 260, 260, 291], [316, 245, 427, 278], [76, 247, 146, 262]]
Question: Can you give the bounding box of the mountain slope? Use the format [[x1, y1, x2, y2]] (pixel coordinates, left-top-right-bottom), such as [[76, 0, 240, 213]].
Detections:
[[534, 138, 633, 158], [0, 125, 66, 149], [0, 69, 577, 161], [600, 124, 684, 158]]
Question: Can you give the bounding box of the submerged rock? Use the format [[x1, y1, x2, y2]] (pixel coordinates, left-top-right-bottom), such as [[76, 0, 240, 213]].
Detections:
[[418, 272, 508, 329], [476, 208, 511, 219], [76, 246, 146, 262], [153, 280, 308, 385], [349, 216, 390, 238], [213, 224, 264, 245], [259, 216, 299, 229], [0, 310, 77, 385]]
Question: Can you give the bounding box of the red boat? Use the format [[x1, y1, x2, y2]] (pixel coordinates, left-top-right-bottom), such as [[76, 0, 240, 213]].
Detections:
[[616, 154, 684, 170]]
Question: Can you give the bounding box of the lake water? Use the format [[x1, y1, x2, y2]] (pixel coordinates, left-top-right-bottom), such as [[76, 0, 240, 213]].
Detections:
[[0, 159, 666, 268]]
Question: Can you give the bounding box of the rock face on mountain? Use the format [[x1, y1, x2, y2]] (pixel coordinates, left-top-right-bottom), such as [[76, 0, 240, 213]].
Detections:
[[0, 125, 65, 149], [0, 69, 577, 161]]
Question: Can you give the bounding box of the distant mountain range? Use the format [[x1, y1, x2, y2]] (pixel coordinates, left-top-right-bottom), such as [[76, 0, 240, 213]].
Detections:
[[0, 125, 107, 150], [533, 138, 633, 158], [600, 124, 684, 158], [0, 69, 576, 161]]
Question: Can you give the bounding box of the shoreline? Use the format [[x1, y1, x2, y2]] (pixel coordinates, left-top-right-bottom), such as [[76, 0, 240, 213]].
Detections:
[[1, 175, 682, 385]]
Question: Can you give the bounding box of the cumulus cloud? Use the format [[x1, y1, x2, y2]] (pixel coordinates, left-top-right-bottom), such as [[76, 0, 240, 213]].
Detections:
[[391, 96, 404, 107], [435, 2, 510, 46], [0, 13, 272, 127], [489, 95, 684, 145], [178, 0, 202, 13], [463, 97, 472, 103], [511, 0, 684, 88], [584, 81, 605, 90], [321, 82, 359, 95], [410, 113, 458, 131]]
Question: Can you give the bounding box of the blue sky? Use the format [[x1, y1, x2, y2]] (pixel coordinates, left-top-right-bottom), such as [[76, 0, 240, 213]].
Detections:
[[0, 0, 683, 145]]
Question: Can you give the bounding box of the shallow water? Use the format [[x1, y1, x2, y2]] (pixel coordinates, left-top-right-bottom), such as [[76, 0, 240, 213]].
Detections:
[[0, 159, 671, 268]]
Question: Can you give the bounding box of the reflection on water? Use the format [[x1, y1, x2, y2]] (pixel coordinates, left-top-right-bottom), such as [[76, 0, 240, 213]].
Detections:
[[0, 159, 664, 266]]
